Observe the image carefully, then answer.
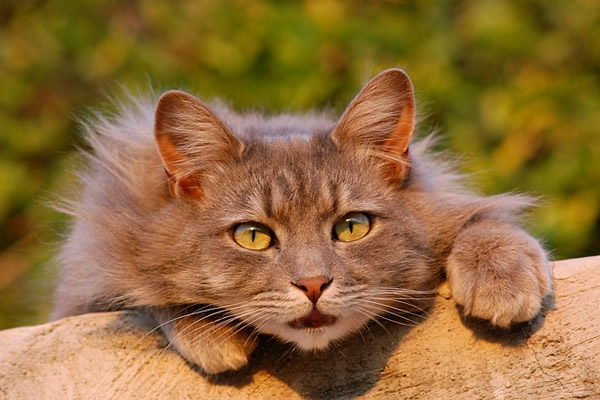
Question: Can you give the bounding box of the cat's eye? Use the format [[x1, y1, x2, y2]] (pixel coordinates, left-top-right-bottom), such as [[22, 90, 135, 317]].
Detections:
[[333, 212, 371, 242], [233, 223, 273, 250]]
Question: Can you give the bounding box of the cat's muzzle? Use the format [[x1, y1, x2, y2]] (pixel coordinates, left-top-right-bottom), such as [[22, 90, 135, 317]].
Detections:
[[288, 308, 337, 329]]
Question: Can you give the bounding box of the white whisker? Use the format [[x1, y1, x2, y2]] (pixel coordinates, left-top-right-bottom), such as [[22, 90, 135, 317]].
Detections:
[[360, 299, 429, 321], [358, 303, 421, 328]]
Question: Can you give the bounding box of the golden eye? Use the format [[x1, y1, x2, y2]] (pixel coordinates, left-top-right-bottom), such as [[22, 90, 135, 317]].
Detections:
[[334, 212, 371, 242], [233, 223, 273, 250]]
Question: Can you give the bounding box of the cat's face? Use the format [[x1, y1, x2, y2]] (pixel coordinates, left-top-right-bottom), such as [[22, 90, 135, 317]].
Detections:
[[147, 69, 434, 349]]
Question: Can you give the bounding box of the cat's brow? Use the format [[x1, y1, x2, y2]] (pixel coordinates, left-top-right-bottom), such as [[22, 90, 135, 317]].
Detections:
[[326, 179, 340, 217], [261, 184, 273, 218]]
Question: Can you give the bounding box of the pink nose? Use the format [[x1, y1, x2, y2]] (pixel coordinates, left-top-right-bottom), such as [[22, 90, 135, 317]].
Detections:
[[292, 276, 333, 304]]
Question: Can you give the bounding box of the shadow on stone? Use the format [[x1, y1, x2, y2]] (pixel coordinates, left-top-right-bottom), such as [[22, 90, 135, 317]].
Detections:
[[194, 317, 420, 399], [95, 302, 432, 399], [199, 362, 256, 388], [254, 307, 434, 400]]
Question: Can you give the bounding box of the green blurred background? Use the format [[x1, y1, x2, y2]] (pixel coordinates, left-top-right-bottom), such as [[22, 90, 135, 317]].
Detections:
[[1, 0, 599, 329]]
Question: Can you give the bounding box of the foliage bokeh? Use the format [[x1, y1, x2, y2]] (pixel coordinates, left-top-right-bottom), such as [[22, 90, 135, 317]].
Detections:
[[1, 0, 599, 328]]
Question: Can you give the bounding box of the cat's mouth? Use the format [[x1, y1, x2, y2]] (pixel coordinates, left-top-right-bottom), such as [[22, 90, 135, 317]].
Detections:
[[288, 308, 337, 329]]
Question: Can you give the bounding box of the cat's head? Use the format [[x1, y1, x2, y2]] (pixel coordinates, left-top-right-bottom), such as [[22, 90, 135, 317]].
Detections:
[[147, 69, 434, 350]]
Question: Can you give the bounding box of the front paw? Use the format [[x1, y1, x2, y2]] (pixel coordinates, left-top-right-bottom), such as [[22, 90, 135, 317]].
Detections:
[[155, 308, 258, 374], [168, 323, 257, 374], [446, 221, 552, 328]]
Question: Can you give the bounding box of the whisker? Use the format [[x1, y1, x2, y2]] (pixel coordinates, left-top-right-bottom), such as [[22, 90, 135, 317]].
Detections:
[[172, 309, 257, 349], [208, 312, 272, 349], [180, 303, 276, 349], [145, 299, 255, 339], [364, 297, 432, 317], [355, 323, 368, 344], [360, 300, 426, 324], [360, 299, 429, 321], [357, 318, 375, 340], [367, 287, 437, 295], [358, 303, 421, 328], [354, 306, 392, 337], [243, 325, 264, 349], [363, 290, 436, 299]]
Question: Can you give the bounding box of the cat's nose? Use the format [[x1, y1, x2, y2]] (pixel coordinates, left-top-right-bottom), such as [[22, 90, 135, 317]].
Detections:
[[292, 276, 333, 304]]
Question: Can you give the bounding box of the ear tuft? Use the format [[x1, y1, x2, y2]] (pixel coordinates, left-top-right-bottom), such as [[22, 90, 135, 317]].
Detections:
[[332, 68, 416, 181], [154, 90, 242, 199]]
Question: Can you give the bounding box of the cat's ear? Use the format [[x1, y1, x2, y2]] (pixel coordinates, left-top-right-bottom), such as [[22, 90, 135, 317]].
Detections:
[[332, 68, 415, 181], [154, 90, 243, 199]]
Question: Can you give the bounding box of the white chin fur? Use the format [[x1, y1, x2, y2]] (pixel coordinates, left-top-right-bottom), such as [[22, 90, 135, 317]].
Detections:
[[258, 313, 371, 350]]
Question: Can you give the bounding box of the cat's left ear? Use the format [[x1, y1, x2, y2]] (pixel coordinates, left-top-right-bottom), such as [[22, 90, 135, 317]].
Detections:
[[154, 90, 243, 199], [332, 68, 415, 181]]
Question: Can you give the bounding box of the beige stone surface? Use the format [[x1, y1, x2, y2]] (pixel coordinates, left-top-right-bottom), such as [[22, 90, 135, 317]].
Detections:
[[1, 257, 599, 399]]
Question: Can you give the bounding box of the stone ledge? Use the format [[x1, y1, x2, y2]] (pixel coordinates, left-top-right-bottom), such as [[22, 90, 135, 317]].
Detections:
[[1, 257, 599, 399]]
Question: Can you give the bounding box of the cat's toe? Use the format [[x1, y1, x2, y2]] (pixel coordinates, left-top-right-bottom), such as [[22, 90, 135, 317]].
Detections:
[[454, 280, 546, 328]]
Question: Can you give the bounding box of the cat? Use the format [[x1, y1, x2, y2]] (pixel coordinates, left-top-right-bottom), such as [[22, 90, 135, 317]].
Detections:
[[52, 69, 552, 374]]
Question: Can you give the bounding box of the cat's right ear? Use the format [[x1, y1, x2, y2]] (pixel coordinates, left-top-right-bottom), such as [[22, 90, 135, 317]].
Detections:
[[154, 90, 243, 199]]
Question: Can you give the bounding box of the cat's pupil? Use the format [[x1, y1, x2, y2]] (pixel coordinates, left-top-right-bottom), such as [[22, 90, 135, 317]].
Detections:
[[349, 221, 354, 234], [251, 229, 256, 242]]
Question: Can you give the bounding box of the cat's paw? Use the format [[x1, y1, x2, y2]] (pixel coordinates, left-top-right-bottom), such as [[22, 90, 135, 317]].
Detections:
[[168, 325, 256, 374], [446, 220, 552, 328], [156, 309, 258, 374]]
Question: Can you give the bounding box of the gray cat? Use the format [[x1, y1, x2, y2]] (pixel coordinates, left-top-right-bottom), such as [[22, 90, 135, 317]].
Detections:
[[52, 69, 552, 374]]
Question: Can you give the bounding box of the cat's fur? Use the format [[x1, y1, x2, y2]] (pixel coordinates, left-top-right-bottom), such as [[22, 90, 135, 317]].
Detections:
[[53, 69, 552, 374]]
